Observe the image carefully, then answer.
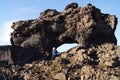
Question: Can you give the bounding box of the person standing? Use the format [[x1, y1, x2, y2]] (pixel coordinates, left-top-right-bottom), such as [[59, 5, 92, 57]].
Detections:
[[51, 47, 58, 60]]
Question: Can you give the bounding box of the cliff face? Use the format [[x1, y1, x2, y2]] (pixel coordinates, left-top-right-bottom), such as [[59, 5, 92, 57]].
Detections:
[[0, 46, 13, 64], [0, 3, 120, 80]]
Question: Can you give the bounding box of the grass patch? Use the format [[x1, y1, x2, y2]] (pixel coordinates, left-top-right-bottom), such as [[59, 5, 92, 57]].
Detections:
[[50, 57, 65, 76]]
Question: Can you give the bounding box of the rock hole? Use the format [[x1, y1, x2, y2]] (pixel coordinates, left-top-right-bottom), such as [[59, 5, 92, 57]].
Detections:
[[57, 43, 78, 52]]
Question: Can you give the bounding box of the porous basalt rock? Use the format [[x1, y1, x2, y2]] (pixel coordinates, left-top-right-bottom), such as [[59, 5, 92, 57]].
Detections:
[[0, 46, 13, 65], [0, 43, 120, 80], [11, 3, 118, 54], [0, 46, 42, 65], [0, 3, 119, 80]]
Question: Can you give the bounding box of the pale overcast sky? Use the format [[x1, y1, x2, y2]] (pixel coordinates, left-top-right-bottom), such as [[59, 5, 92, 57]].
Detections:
[[0, 0, 120, 52]]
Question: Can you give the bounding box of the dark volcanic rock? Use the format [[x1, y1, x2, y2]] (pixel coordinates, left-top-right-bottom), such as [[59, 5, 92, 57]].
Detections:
[[0, 46, 13, 65], [0, 3, 118, 65], [0, 46, 42, 65], [0, 3, 119, 80], [11, 3, 117, 54], [0, 43, 120, 80]]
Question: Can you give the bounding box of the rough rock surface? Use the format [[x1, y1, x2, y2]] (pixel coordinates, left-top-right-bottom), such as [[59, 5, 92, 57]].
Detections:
[[0, 46, 13, 65], [0, 3, 119, 80], [0, 43, 120, 80], [0, 46, 42, 65], [11, 3, 117, 54]]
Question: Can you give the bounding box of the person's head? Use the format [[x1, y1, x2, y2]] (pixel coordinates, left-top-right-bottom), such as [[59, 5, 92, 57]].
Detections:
[[52, 47, 56, 50]]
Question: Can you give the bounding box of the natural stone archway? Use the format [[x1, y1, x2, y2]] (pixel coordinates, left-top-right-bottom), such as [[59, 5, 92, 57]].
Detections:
[[11, 3, 117, 55], [0, 2, 120, 80], [57, 43, 78, 52]]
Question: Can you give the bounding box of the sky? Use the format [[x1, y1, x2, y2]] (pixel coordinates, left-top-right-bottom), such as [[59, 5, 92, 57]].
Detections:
[[0, 0, 120, 52]]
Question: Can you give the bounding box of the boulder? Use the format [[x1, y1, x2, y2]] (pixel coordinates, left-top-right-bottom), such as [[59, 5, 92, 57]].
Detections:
[[54, 72, 66, 80]]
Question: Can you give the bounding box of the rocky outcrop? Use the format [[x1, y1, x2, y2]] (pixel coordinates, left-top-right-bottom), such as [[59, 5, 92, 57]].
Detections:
[[0, 46, 42, 65], [11, 3, 117, 54], [0, 46, 13, 65], [0, 43, 120, 80], [0, 3, 119, 80]]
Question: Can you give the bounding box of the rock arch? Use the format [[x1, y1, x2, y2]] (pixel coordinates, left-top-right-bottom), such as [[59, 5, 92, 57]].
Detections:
[[11, 3, 117, 56]]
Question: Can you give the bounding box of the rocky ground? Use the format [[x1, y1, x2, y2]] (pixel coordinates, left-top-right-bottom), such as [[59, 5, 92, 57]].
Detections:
[[0, 2, 119, 80], [0, 43, 120, 80]]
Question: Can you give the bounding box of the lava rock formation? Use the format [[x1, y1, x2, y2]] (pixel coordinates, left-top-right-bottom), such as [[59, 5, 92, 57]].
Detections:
[[0, 2, 120, 80], [11, 3, 117, 53]]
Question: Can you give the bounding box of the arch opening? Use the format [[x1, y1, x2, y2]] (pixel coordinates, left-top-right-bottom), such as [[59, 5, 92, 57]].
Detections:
[[57, 43, 78, 52]]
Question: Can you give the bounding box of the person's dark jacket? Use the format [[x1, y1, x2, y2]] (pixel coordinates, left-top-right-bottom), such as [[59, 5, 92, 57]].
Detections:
[[51, 50, 58, 56]]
